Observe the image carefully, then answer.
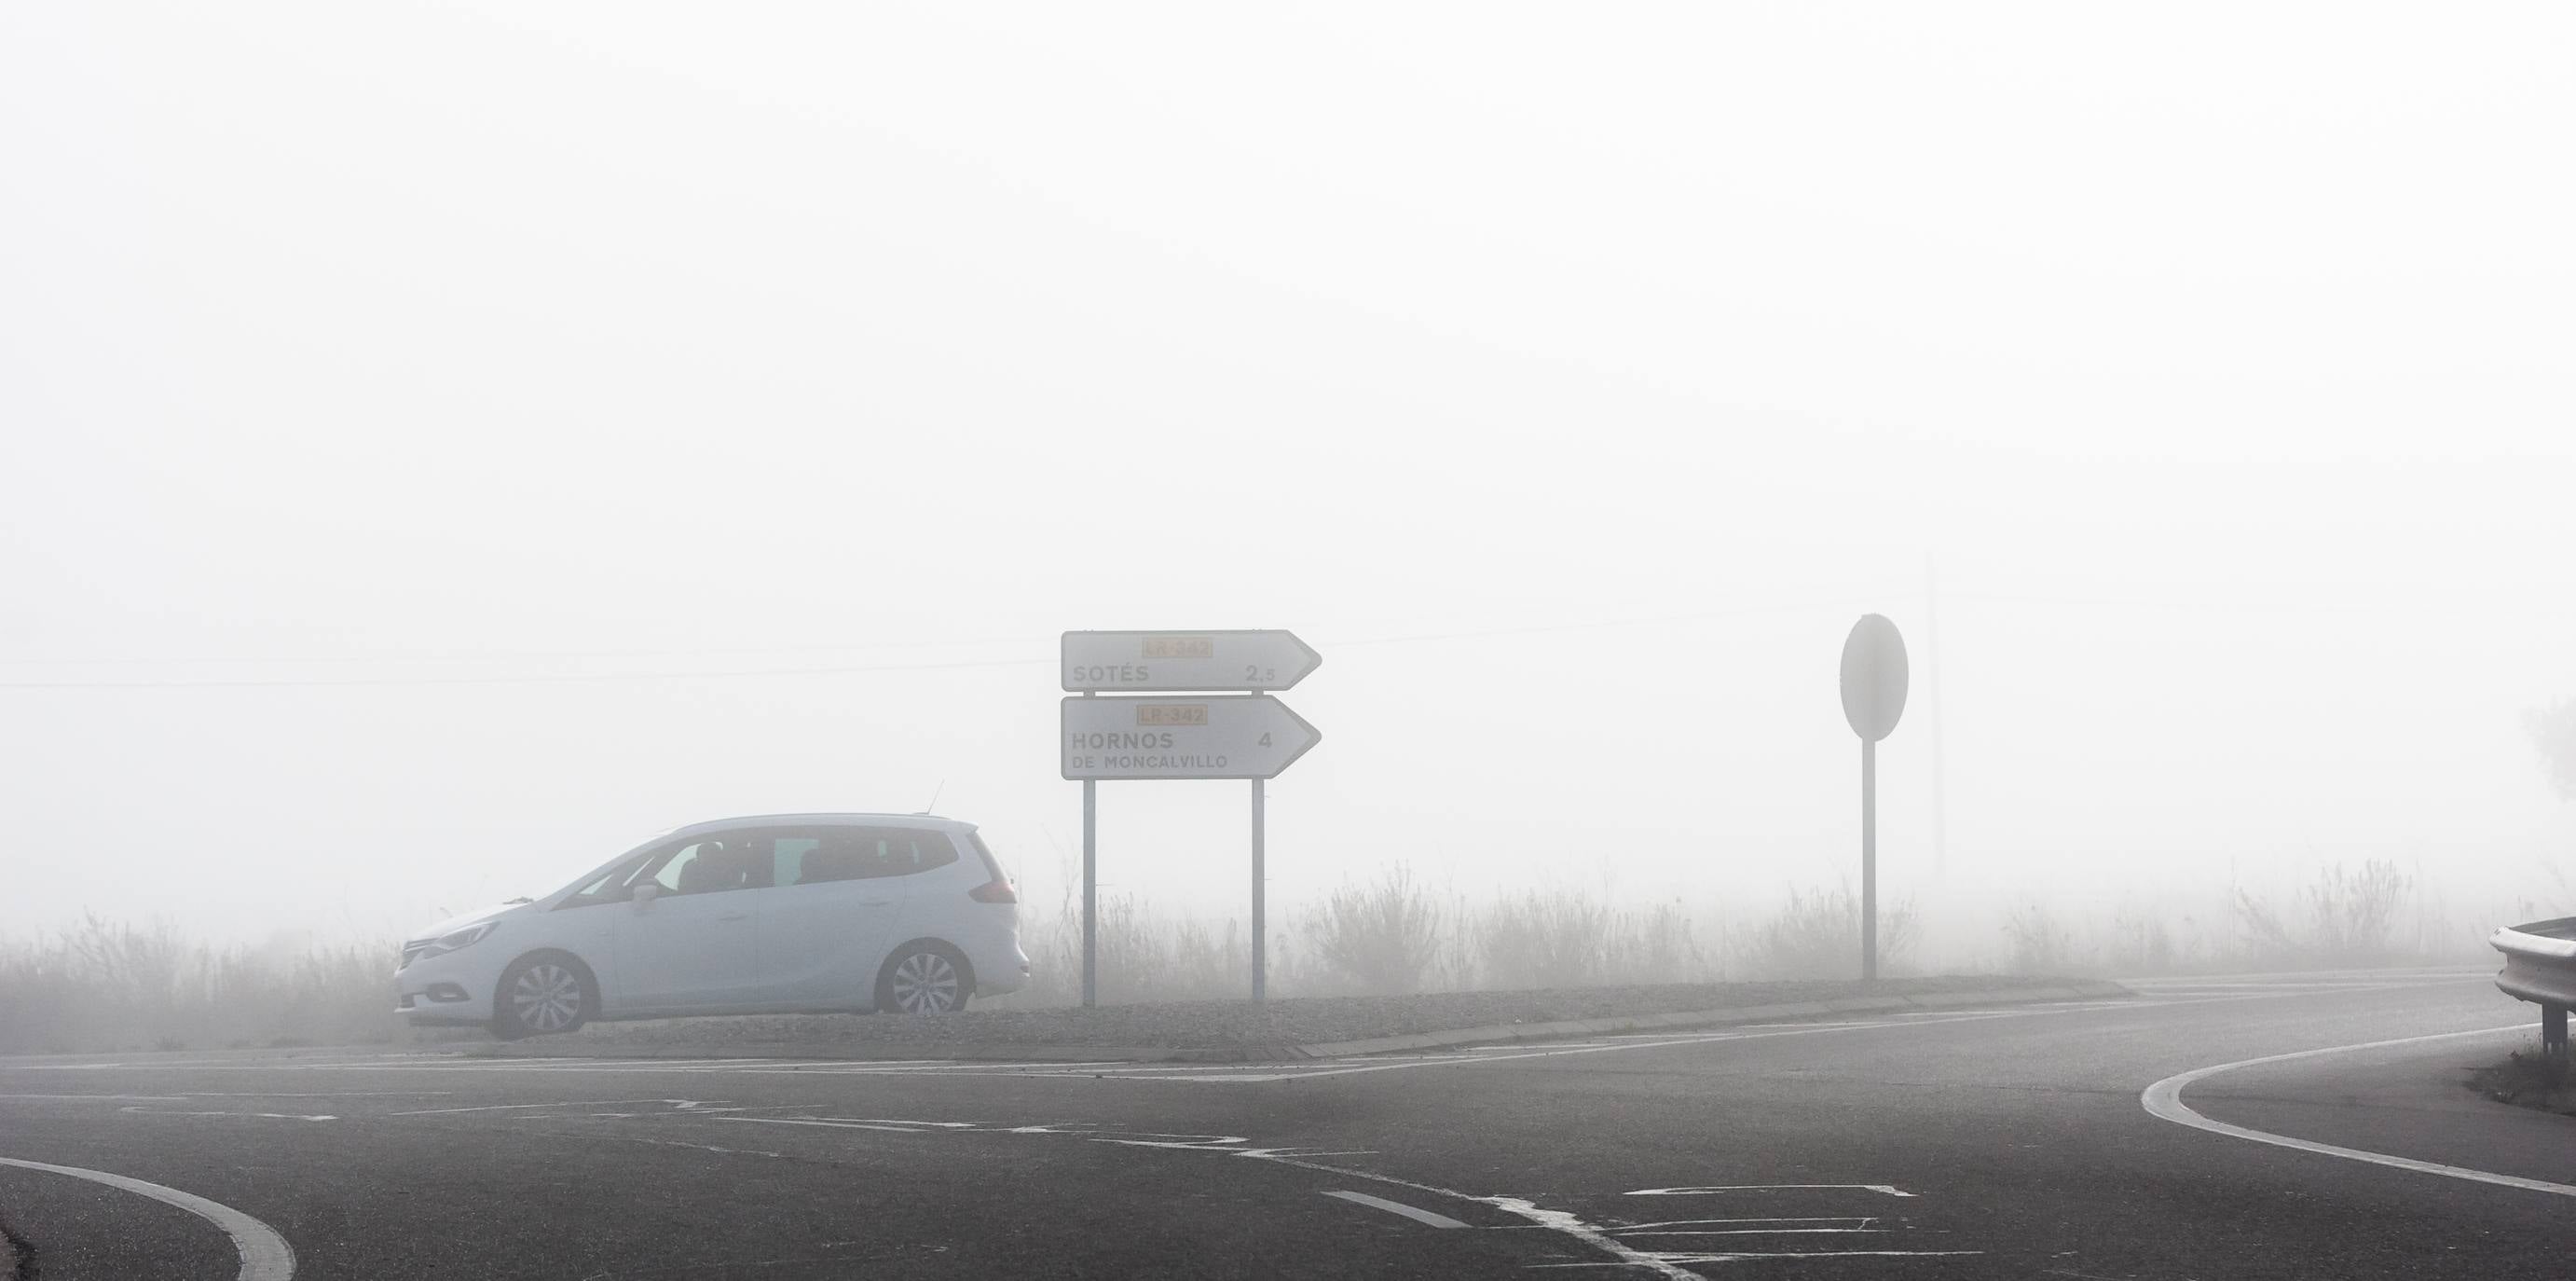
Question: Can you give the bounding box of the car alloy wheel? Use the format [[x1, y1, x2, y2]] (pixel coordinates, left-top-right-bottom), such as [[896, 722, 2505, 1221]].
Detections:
[[888, 948, 963, 1014], [508, 960, 585, 1034]]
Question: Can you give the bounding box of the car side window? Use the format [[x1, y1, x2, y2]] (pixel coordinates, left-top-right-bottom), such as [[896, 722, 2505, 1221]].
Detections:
[[902, 830, 961, 875], [556, 832, 779, 908], [664, 836, 775, 895], [788, 831, 880, 886], [770, 836, 823, 888]]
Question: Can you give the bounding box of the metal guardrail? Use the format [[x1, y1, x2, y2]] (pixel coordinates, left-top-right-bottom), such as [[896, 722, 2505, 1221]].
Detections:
[[2489, 916, 2576, 1061]]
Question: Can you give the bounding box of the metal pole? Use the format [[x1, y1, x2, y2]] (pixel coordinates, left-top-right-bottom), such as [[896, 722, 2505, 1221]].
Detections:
[[1926, 554, 1947, 879], [1082, 778, 1097, 1008], [1862, 737, 1878, 983], [1251, 777, 1267, 1002], [2546, 1004, 2569, 1063]]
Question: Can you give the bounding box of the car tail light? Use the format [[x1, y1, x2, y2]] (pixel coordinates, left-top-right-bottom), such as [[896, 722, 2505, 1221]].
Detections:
[[969, 878, 1018, 904]]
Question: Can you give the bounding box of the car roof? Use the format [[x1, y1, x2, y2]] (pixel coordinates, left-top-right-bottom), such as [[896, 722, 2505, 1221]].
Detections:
[[667, 812, 978, 836]]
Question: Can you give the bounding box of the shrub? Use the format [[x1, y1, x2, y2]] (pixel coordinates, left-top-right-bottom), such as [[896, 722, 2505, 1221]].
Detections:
[[2231, 860, 2415, 967], [1476, 889, 1613, 989], [1736, 884, 1916, 980], [2000, 901, 2073, 975], [1299, 864, 1444, 994], [1602, 901, 1714, 985]]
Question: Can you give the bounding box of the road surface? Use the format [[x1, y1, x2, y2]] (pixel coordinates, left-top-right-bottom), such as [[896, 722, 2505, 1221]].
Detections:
[[3, 969, 2568, 1279]]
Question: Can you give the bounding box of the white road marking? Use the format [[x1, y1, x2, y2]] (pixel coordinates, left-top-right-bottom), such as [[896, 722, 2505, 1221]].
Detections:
[[0, 1155, 296, 1280], [117, 1107, 337, 1122], [1622, 1228, 1891, 1236], [1531, 1250, 1980, 1266], [1617, 1217, 1875, 1229], [1173, 1011, 2039, 1083], [2139, 1024, 2576, 1198], [1627, 1185, 1914, 1197], [717, 1114, 1701, 1276], [1322, 1189, 1471, 1228], [390, 1098, 692, 1115], [719, 1116, 971, 1134], [0, 1094, 188, 1101]]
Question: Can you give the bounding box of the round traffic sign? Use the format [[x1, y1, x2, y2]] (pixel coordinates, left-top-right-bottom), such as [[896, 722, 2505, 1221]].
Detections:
[[1839, 613, 1909, 742]]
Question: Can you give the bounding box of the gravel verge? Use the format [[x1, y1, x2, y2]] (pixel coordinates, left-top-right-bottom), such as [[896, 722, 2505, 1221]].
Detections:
[[489, 974, 2123, 1062], [2464, 1049, 2576, 1118]]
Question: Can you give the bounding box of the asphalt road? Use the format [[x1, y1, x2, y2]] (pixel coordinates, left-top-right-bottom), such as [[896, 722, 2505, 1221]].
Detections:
[[4, 969, 2569, 1279]]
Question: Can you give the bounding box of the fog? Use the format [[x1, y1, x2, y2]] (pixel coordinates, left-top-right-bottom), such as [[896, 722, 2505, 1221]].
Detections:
[[6, 3, 2571, 966]]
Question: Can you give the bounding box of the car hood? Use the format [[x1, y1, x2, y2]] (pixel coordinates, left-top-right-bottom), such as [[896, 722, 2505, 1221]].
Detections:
[[405, 900, 534, 944]]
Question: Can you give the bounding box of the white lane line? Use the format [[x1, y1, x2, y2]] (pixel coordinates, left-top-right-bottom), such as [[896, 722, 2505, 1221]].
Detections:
[[1621, 1228, 1889, 1236], [1531, 1250, 1980, 1266], [1322, 1189, 1470, 1228], [1180, 1011, 2040, 1083], [390, 1098, 686, 1116], [1627, 1184, 1914, 1197], [2139, 1024, 2576, 1199], [1617, 1218, 1874, 1230], [118, 1108, 336, 1122], [0, 1094, 189, 1101], [719, 1116, 967, 1135], [0, 1155, 295, 1280]]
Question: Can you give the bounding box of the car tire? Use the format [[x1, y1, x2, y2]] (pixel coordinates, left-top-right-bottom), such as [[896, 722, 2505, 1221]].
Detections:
[[877, 943, 972, 1015], [492, 953, 596, 1040]]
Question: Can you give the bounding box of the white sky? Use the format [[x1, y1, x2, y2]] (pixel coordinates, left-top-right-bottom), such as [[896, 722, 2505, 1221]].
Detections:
[[5, 3, 2572, 950]]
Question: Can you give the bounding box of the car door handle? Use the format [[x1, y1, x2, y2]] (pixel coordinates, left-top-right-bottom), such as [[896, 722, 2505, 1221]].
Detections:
[[859, 898, 894, 906], [716, 910, 750, 921]]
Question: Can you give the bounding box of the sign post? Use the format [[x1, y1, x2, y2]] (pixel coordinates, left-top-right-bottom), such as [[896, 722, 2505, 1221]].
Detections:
[[1062, 631, 1322, 1006], [1838, 614, 1909, 983], [1251, 778, 1267, 1001]]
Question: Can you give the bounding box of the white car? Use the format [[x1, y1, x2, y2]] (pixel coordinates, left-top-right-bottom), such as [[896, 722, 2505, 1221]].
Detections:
[[395, 813, 1030, 1038]]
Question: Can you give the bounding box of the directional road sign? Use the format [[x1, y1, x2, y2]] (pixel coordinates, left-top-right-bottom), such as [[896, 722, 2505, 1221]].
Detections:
[[1061, 695, 1322, 780], [1062, 630, 1322, 693]]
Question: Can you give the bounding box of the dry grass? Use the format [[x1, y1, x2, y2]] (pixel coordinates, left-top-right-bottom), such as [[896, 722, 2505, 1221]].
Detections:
[[0, 915, 402, 1054], [0, 857, 2533, 1048]]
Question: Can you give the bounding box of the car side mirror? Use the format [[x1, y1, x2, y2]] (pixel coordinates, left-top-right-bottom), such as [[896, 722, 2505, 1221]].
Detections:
[[631, 883, 660, 908]]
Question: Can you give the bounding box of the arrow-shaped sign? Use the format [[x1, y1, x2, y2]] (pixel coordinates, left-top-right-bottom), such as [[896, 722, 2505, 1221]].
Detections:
[[1061, 695, 1322, 780], [1061, 630, 1322, 693]]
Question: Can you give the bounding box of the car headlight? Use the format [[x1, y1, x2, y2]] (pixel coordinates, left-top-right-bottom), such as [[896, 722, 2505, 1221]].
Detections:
[[418, 921, 499, 959]]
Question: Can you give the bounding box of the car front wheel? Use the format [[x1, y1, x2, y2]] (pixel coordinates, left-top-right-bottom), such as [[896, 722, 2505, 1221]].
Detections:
[[879, 944, 970, 1014], [493, 954, 595, 1039]]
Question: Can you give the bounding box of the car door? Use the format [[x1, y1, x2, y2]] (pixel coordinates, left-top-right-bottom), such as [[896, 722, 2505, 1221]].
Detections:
[[609, 833, 766, 1012], [752, 825, 912, 1008]]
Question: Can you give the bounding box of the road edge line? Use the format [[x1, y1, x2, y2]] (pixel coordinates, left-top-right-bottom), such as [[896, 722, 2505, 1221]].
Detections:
[[1294, 982, 2130, 1058], [2138, 1025, 2576, 1199], [0, 1156, 295, 1279]]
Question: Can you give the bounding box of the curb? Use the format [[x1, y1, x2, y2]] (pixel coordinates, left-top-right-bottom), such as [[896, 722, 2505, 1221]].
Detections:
[[455, 981, 2131, 1067], [1285, 981, 2131, 1059]]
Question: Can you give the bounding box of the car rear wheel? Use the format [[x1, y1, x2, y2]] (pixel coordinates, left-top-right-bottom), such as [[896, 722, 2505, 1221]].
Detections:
[[494, 954, 595, 1039], [879, 944, 970, 1014]]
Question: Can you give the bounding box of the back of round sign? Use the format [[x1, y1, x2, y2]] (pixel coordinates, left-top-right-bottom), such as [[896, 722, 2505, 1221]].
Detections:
[[1839, 613, 1909, 742]]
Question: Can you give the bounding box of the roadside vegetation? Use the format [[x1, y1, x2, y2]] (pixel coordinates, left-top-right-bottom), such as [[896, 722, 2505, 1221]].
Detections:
[[0, 915, 402, 1054], [0, 857, 2536, 1051]]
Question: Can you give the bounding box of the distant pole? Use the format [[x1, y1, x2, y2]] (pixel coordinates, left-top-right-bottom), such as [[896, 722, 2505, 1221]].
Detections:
[[1840, 613, 1905, 985], [1082, 777, 1097, 1008], [1926, 555, 1948, 879], [1862, 737, 1878, 982], [1251, 778, 1267, 1001]]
